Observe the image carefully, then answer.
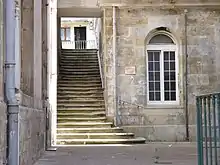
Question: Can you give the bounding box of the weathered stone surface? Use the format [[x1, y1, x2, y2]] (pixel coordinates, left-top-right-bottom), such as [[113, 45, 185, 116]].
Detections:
[[19, 106, 45, 165], [103, 7, 220, 141]]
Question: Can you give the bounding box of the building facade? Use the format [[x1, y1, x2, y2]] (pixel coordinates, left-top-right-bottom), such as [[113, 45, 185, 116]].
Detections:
[[98, 1, 220, 142]]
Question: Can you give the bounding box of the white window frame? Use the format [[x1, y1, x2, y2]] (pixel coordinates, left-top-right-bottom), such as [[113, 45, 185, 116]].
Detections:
[[146, 44, 179, 105]]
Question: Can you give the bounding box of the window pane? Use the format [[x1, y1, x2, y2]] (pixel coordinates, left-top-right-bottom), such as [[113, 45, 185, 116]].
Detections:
[[149, 82, 154, 91], [155, 62, 160, 71], [170, 62, 175, 70], [171, 92, 176, 100], [164, 62, 169, 70], [170, 72, 176, 80], [148, 52, 154, 61], [155, 92, 161, 101], [164, 82, 169, 90], [149, 92, 154, 101], [164, 52, 169, 60], [170, 52, 175, 60], [149, 72, 154, 81], [164, 72, 169, 80], [155, 72, 160, 81], [154, 52, 160, 61], [165, 92, 170, 101], [148, 62, 154, 71], [171, 82, 176, 90], [155, 82, 160, 90]]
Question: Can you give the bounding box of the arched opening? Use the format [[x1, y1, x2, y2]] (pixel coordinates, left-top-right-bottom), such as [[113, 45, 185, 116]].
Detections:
[[146, 31, 179, 105]]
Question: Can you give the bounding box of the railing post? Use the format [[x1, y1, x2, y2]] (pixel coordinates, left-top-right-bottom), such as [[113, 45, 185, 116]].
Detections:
[[203, 97, 209, 165], [197, 96, 204, 165], [212, 95, 218, 165], [217, 94, 220, 164], [208, 96, 213, 165]]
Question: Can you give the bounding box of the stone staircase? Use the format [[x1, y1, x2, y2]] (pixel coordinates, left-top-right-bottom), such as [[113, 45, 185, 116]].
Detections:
[[57, 49, 146, 145]]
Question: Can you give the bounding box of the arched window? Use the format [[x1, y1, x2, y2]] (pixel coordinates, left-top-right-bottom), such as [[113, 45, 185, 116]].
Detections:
[[146, 32, 178, 104]]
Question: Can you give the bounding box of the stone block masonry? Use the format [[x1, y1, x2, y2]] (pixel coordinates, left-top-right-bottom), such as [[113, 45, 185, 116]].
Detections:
[[102, 7, 220, 142]]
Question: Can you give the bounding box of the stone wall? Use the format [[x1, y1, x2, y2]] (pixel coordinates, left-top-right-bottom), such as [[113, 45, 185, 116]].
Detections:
[[19, 106, 45, 165], [102, 7, 220, 141], [19, 0, 46, 164]]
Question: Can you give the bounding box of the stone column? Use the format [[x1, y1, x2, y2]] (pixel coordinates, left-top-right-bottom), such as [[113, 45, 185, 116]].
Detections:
[[33, 0, 42, 100]]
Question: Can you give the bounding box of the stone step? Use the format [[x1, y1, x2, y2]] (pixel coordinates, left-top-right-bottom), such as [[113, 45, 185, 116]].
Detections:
[[57, 84, 102, 88], [60, 57, 98, 60], [57, 122, 113, 128], [57, 80, 101, 84], [57, 91, 103, 95], [57, 132, 134, 139], [60, 63, 99, 66], [56, 138, 146, 145], [57, 96, 104, 101], [58, 77, 101, 81], [57, 100, 104, 104], [57, 107, 105, 111], [59, 74, 100, 78], [61, 56, 98, 60], [58, 86, 104, 93], [56, 127, 123, 134], [57, 117, 106, 122], [60, 60, 99, 63], [57, 112, 105, 117], [60, 65, 99, 69], [57, 111, 106, 117], [57, 104, 105, 108], [60, 58, 99, 64], [58, 86, 103, 90], [59, 69, 99, 72], [59, 71, 100, 75], [59, 68, 99, 72]]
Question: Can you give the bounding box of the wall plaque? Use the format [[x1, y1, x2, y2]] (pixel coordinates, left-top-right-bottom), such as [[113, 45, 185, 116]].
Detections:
[[125, 66, 136, 75]]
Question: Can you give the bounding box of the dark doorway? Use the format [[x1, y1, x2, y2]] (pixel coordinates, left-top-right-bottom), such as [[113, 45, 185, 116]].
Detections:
[[74, 27, 86, 49]]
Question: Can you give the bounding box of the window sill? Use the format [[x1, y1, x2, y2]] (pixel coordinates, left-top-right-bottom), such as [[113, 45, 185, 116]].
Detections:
[[145, 104, 183, 110]]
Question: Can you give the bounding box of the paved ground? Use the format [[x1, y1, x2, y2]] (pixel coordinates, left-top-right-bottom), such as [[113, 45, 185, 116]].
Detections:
[[34, 143, 197, 165]]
